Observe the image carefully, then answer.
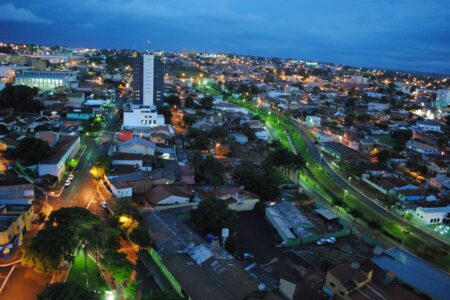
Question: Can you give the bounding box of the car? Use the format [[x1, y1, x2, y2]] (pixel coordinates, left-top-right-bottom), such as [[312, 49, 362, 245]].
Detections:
[[316, 238, 327, 246], [326, 237, 336, 244], [64, 180, 71, 187], [68, 174, 75, 180], [100, 201, 109, 209], [241, 252, 254, 260]]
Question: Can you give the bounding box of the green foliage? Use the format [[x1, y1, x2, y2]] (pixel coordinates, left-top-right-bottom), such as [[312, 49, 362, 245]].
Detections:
[[129, 226, 151, 250], [94, 155, 112, 174], [157, 106, 172, 124], [38, 282, 99, 300], [199, 96, 214, 110], [101, 249, 133, 283], [376, 149, 391, 163], [191, 198, 236, 236], [8, 137, 50, 164], [166, 95, 181, 107], [194, 155, 224, 187], [241, 123, 256, 141], [22, 208, 100, 274], [391, 129, 412, 150], [233, 162, 281, 202], [190, 133, 210, 151], [124, 280, 141, 300], [182, 114, 196, 126], [0, 84, 43, 112]]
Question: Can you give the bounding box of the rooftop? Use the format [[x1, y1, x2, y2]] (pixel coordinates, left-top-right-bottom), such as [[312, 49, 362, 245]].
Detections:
[[40, 135, 79, 164], [372, 247, 450, 300]]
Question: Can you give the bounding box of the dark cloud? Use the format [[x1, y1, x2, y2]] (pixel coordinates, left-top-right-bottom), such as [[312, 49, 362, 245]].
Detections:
[[1, 0, 449, 74]]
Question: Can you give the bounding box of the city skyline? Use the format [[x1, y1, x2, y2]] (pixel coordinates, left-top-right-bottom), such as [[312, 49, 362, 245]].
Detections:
[[1, 0, 450, 74]]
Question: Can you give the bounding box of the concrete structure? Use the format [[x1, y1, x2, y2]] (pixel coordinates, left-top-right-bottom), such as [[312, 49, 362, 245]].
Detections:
[[38, 136, 80, 180], [66, 107, 95, 120], [415, 120, 442, 132], [123, 105, 165, 129], [414, 206, 450, 225], [123, 54, 165, 129], [265, 202, 314, 246], [14, 70, 77, 91]]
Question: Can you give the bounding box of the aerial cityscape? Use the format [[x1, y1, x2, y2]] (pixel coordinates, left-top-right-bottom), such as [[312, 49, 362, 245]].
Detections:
[[0, 1, 450, 300]]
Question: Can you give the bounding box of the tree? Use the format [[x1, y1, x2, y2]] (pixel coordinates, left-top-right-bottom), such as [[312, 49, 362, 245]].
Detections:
[[391, 129, 412, 150], [201, 156, 224, 188], [157, 105, 172, 124], [166, 95, 181, 107], [375, 149, 390, 163], [0, 124, 9, 134], [11, 137, 50, 164], [209, 126, 227, 139], [124, 280, 141, 300], [199, 96, 214, 110], [331, 197, 345, 215], [101, 249, 134, 284], [190, 133, 210, 151], [191, 198, 236, 236], [0, 84, 43, 112], [129, 226, 151, 250], [344, 113, 356, 127], [182, 114, 196, 127], [38, 282, 99, 300], [184, 96, 195, 108]]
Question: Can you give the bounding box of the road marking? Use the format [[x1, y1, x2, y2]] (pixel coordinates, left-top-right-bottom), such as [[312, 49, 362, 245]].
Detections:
[[0, 265, 16, 295]]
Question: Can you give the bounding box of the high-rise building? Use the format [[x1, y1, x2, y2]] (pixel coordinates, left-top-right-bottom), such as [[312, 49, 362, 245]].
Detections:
[[123, 54, 165, 129], [131, 54, 164, 106]]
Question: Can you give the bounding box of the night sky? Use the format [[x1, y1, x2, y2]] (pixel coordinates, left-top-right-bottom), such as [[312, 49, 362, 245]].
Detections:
[[1, 0, 449, 74]]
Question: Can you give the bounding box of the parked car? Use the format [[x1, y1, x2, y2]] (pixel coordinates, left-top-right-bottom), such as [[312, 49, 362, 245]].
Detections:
[[100, 201, 109, 209], [64, 180, 71, 187], [326, 237, 336, 244], [316, 238, 327, 246], [68, 174, 75, 180], [241, 252, 254, 260]]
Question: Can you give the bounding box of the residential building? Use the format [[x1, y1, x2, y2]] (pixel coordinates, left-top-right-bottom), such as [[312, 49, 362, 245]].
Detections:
[[115, 137, 156, 156], [0, 204, 34, 258], [123, 54, 165, 129], [414, 206, 450, 225], [406, 140, 439, 155], [0, 176, 34, 203], [426, 159, 448, 175], [14, 70, 77, 91], [415, 120, 442, 132], [435, 89, 450, 107], [66, 107, 95, 120], [306, 115, 321, 128], [323, 261, 424, 300], [145, 185, 193, 206], [38, 135, 81, 180], [428, 175, 450, 191]]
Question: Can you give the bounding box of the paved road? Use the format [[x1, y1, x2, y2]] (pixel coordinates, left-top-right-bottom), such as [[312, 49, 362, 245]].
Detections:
[[285, 116, 449, 250]]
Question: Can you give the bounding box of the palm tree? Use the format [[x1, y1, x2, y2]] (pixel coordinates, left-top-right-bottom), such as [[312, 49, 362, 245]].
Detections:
[[348, 208, 362, 234]]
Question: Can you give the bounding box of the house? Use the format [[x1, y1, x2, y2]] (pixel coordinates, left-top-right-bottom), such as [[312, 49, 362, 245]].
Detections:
[[232, 133, 248, 145], [145, 185, 193, 206], [394, 188, 426, 201], [426, 160, 448, 175], [38, 135, 81, 181], [367, 102, 390, 113], [428, 175, 450, 191], [359, 136, 377, 153], [372, 247, 450, 300], [415, 120, 442, 132], [201, 186, 260, 211], [66, 92, 85, 108], [414, 206, 450, 225], [306, 115, 321, 128], [117, 130, 133, 142], [406, 140, 439, 155], [35, 131, 59, 148], [112, 152, 153, 171], [215, 102, 248, 114], [366, 164, 389, 177], [316, 131, 334, 144], [323, 261, 424, 300], [0, 204, 34, 258], [0, 176, 34, 203], [254, 128, 269, 141], [66, 107, 95, 120], [115, 137, 156, 156]]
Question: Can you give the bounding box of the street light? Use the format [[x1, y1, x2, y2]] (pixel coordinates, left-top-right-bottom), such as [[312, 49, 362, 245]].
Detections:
[[319, 153, 323, 169]]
